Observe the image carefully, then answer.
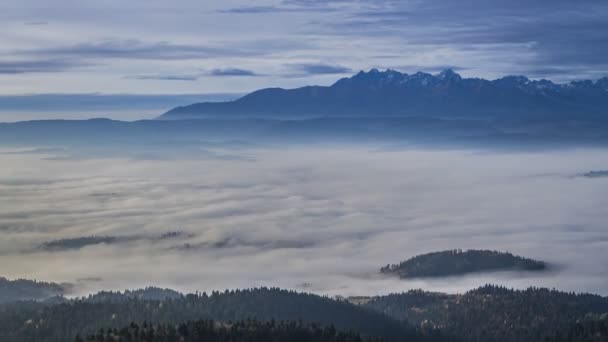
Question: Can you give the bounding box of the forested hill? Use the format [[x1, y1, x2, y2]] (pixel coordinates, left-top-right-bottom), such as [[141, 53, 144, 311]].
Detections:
[[2, 285, 607, 342], [364, 285, 608, 342], [0, 277, 70, 303], [381, 249, 546, 278], [0, 288, 419, 342]]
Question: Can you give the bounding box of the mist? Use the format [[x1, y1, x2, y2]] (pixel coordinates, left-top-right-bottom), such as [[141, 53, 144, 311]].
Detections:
[[1, 145, 607, 297]]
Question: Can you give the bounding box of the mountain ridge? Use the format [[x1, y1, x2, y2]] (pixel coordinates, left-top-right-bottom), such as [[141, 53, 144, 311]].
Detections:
[[160, 69, 608, 120]]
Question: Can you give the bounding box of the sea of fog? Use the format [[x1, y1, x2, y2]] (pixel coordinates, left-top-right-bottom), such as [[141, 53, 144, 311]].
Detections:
[[0, 146, 607, 297]]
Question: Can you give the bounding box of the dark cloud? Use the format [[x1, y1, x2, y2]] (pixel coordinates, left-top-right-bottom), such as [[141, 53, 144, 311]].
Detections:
[[210, 68, 259, 77], [286, 63, 352, 76], [126, 74, 200, 81], [38, 231, 191, 252], [172, 237, 317, 252], [127, 68, 261, 80], [323, 0, 608, 79], [579, 170, 608, 179], [0, 59, 90, 74], [41, 236, 123, 251]]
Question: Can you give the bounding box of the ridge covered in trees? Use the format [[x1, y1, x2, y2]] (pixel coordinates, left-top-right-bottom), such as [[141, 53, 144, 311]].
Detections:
[[381, 249, 546, 278], [1, 284, 607, 342], [364, 285, 608, 342], [0, 277, 70, 304], [0, 287, 417, 342]]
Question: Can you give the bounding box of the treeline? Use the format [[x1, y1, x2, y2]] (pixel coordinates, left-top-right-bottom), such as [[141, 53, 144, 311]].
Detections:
[[76, 319, 386, 342], [2, 284, 606, 342], [380, 249, 546, 278], [365, 285, 608, 342], [0, 287, 420, 342]]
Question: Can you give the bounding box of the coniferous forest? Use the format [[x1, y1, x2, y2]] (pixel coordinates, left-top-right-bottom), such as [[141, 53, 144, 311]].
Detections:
[[76, 320, 386, 342], [0, 285, 607, 342]]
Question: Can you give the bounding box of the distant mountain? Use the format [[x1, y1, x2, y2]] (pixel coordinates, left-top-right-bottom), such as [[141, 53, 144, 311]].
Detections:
[[160, 69, 608, 120], [0, 277, 71, 303], [380, 249, 546, 279], [2, 116, 608, 153]]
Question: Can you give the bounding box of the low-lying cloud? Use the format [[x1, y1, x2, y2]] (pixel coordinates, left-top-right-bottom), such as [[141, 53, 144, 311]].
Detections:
[[0, 146, 607, 297]]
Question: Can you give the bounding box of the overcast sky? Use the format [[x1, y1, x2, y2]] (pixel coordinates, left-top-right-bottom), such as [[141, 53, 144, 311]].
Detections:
[[1, 0, 607, 95]]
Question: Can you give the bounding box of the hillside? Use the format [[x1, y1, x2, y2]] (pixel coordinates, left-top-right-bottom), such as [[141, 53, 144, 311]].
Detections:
[[160, 69, 608, 120], [364, 285, 608, 342], [0, 288, 417, 342], [2, 284, 607, 342], [381, 250, 546, 278], [0, 277, 70, 304]]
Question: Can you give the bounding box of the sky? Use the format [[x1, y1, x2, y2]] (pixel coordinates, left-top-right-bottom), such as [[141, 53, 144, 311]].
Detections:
[[1, 0, 608, 96], [1, 145, 608, 296]]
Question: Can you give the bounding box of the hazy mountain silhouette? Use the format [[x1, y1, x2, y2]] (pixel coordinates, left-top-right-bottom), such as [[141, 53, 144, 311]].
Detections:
[[160, 69, 608, 120]]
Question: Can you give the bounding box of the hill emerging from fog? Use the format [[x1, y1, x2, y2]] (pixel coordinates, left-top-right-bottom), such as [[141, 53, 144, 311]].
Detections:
[[381, 250, 546, 279], [160, 69, 608, 120], [0, 277, 71, 303]]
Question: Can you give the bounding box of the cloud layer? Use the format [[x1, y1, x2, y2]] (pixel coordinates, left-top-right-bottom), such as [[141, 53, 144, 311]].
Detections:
[[1, 146, 607, 297]]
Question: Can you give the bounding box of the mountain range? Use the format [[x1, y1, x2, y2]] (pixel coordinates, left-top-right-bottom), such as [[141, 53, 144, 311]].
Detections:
[[160, 69, 608, 120]]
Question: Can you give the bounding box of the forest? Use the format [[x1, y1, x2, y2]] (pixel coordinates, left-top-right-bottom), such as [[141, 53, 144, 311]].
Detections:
[[0, 285, 606, 341], [543, 313, 608, 342], [365, 285, 608, 342], [0, 287, 418, 342], [380, 250, 546, 278], [76, 319, 386, 342]]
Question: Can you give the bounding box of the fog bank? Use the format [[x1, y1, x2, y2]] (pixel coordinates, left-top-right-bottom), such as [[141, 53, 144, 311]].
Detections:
[[1, 146, 607, 296]]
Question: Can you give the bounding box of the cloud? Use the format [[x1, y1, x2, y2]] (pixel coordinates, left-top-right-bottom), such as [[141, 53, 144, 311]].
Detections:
[[38, 231, 190, 252], [210, 68, 259, 77], [321, 0, 608, 80], [286, 63, 352, 77], [125, 68, 260, 81], [221, 6, 320, 14], [1, 146, 608, 297], [0, 59, 90, 74], [220, 0, 347, 14], [14, 39, 282, 61], [2, 0, 607, 95], [20, 39, 237, 60], [126, 74, 201, 81]]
